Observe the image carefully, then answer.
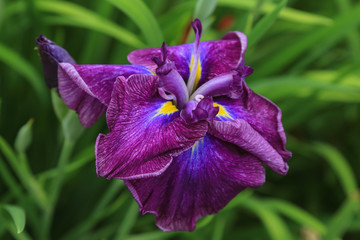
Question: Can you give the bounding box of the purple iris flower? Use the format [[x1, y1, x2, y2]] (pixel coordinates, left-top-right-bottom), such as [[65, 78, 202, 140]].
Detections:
[[36, 19, 291, 231]]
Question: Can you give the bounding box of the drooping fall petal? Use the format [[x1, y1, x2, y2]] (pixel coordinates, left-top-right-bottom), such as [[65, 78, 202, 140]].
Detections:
[[125, 134, 265, 231], [96, 74, 208, 179], [58, 63, 151, 127]]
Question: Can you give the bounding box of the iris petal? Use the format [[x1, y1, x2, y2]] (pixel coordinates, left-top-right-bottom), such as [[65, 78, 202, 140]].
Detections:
[[125, 134, 265, 231], [127, 31, 247, 86], [36, 35, 76, 88], [58, 63, 151, 128], [96, 74, 208, 179], [213, 80, 292, 162]]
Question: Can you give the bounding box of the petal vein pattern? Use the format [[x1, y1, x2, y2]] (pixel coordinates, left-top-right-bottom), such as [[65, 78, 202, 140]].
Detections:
[[96, 75, 208, 180]]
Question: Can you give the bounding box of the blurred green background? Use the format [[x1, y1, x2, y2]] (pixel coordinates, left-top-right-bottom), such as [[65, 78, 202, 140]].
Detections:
[[0, 0, 360, 239]]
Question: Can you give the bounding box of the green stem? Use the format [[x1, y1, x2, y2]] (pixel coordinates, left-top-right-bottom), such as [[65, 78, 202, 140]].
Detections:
[[0, 136, 49, 211], [0, 157, 40, 235], [40, 139, 74, 240]]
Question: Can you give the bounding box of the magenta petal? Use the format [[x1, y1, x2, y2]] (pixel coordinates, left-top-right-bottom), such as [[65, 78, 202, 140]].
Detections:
[[125, 134, 265, 231], [209, 119, 289, 175], [128, 31, 247, 86], [96, 74, 208, 180], [58, 63, 151, 128], [128, 44, 192, 82], [213, 80, 292, 162]]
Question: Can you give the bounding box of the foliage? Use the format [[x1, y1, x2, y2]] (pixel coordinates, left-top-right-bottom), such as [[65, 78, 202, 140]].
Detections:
[[0, 0, 359, 239]]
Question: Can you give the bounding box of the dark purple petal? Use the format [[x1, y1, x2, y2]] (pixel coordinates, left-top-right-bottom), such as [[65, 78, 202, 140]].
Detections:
[[57, 63, 151, 128], [127, 30, 247, 86], [180, 97, 219, 124], [125, 134, 265, 231], [209, 119, 289, 175], [96, 74, 208, 179], [35, 35, 76, 88], [196, 31, 247, 87], [128, 43, 192, 82], [213, 80, 292, 162]]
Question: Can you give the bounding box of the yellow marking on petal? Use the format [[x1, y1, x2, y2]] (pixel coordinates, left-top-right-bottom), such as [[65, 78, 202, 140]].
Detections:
[[154, 101, 178, 116], [191, 139, 203, 156], [189, 55, 202, 91], [192, 141, 199, 152], [150, 70, 156, 75], [213, 102, 233, 119]]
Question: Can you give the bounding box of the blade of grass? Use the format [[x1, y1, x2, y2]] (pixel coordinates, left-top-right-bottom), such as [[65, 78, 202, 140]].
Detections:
[[264, 199, 327, 235], [0, 43, 46, 103], [250, 76, 360, 102], [194, 0, 218, 21], [254, 2, 360, 77], [0, 136, 49, 211], [334, 0, 360, 68], [38, 144, 94, 182], [40, 139, 75, 240], [34, 1, 145, 48], [114, 201, 139, 240], [324, 197, 360, 240], [247, 0, 287, 48], [0, 157, 40, 236], [311, 142, 358, 198], [126, 231, 176, 240], [79, 1, 114, 63], [217, 0, 332, 26], [241, 198, 294, 240], [211, 217, 226, 240], [107, 0, 163, 47], [62, 181, 124, 240]]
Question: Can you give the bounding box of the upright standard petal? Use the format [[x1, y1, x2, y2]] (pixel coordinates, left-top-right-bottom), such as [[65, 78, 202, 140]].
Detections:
[[58, 63, 152, 128], [36, 35, 76, 88], [96, 74, 208, 180], [210, 80, 292, 163], [125, 134, 265, 231], [128, 28, 247, 87]]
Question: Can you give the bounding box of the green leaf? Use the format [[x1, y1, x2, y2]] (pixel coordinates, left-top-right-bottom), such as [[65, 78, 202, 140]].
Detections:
[[241, 198, 294, 240], [35, 0, 145, 48], [14, 119, 34, 153], [312, 142, 358, 198], [250, 76, 360, 103], [107, 0, 163, 47], [114, 201, 138, 240], [2, 205, 26, 234], [264, 199, 327, 235], [51, 89, 69, 122], [126, 231, 176, 240], [217, 0, 332, 26], [0, 43, 46, 102], [254, 2, 360, 77], [248, 0, 287, 48], [62, 111, 84, 141], [324, 198, 360, 240], [194, 0, 218, 21]]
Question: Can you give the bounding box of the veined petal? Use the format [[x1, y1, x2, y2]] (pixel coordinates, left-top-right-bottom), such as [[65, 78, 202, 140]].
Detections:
[[125, 134, 265, 232], [127, 31, 247, 87], [58, 63, 151, 128], [209, 119, 289, 175], [212, 80, 292, 162], [96, 74, 208, 180]]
